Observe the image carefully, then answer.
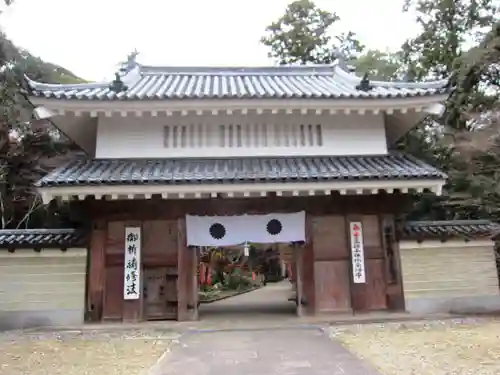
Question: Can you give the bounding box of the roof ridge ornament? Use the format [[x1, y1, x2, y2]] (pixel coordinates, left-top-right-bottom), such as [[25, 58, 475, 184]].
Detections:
[[109, 72, 128, 93], [120, 49, 140, 73], [334, 49, 349, 71], [356, 72, 373, 91]]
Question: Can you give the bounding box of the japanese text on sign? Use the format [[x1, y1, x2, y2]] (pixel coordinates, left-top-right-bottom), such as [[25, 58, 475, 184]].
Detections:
[[124, 227, 141, 300], [349, 222, 366, 284]]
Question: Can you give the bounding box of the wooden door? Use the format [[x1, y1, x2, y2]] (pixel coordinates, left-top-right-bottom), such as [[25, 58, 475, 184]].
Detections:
[[143, 267, 178, 320], [349, 215, 388, 311], [102, 266, 123, 320], [312, 216, 351, 313]]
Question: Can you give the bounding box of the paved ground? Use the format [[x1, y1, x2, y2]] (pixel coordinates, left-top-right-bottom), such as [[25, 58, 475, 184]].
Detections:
[[199, 280, 297, 320], [149, 282, 380, 375], [154, 328, 380, 375]]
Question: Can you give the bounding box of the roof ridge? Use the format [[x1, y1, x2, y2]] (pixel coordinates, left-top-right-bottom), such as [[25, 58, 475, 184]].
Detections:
[[0, 228, 81, 233], [138, 64, 337, 76], [0, 228, 89, 249], [405, 220, 494, 226]]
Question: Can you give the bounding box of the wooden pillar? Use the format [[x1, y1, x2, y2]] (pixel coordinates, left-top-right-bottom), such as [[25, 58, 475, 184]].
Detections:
[[382, 215, 405, 310], [123, 223, 144, 322], [302, 214, 315, 315], [185, 248, 199, 321], [177, 220, 198, 322], [87, 220, 106, 322], [177, 218, 188, 321], [294, 245, 304, 317]]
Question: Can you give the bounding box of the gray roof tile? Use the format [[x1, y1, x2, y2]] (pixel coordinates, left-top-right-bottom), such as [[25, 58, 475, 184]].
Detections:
[[26, 64, 449, 101], [36, 154, 446, 187], [0, 228, 88, 249], [402, 220, 499, 240]]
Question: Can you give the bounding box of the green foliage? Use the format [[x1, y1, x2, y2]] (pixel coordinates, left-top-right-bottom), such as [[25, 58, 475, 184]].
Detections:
[[0, 31, 85, 84], [401, 0, 499, 80], [260, 0, 363, 65], [440, 20, 500, 222], [0, 2, 84, 229], [225, 268, 253, 290], [396, 0, 500, 221], [446, 21, 500, 130], [350, 49, 405, 80], [19, 51, 86, 84], [261, 0, 500, 224]]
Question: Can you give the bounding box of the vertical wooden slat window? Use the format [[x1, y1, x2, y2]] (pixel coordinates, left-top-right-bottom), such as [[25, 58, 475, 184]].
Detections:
[[163, 126, 170, 148]]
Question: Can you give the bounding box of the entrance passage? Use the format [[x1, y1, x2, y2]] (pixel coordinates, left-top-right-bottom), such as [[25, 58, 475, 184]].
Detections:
[[197, 243, 300, 320], [200, 281, 295, 319]]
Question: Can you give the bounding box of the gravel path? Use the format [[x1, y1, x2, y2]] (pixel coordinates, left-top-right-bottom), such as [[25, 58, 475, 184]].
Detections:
[[329, 317, 500, 375], [0, 329, 180, 375]]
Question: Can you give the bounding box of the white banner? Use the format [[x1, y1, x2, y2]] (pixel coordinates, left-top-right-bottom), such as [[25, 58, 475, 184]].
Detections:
[[186, 214, 244, 247], [124, 227, 141, 300], [185, 211, 306, 246], [246, 212, 306, 244], [349, 222, 366, 284]]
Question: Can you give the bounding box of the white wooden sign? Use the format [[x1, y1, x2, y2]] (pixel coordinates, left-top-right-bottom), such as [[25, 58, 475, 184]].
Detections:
[[349, 222, 366, 284], [124, 227, 141, 300]]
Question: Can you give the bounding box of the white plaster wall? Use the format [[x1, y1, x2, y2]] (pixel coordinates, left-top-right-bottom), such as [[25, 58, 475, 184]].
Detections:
[[399, 240, 500, 314], [95, 112, 388, 158], [0, 249, 87, 329]]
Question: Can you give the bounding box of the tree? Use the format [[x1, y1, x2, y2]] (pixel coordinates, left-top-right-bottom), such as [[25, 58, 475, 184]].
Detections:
[[260, 0, 409, 80], [439, 21, 500, 221], [260, 0, 364, 65], [19, 51, 86, 84], [446, 20, 500, 130], [350, 49, 405, 80], [401, 0, 499, 81], [0, 1, 84, 228], [392, 0, 500, 222]]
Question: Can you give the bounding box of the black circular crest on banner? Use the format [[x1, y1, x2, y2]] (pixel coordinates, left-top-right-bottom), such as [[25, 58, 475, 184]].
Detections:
[[209, 223, 226, 240], [266, 219, 283, 236]]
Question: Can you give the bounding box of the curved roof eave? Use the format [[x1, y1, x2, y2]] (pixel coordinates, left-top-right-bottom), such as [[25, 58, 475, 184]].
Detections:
[[24, 74, 109, 91], [331, 64, 450, 90], [25, 62, 450, 102]]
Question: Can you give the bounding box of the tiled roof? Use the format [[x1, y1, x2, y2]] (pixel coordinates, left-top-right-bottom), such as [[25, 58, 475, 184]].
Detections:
[[26, 63, 449, 101], [402, 220, 499, 240], [36, 154, 446, 187], [0, 229, 88, 249]]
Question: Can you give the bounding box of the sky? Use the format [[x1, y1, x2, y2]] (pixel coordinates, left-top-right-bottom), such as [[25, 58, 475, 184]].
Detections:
[[0, 0, 420, 82]]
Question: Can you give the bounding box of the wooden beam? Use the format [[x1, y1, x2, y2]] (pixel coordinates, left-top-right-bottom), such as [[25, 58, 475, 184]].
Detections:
[[294, 244, 304, 317], [177, 218, 188, 321], [303, 214, 315, 315], [87, 220, 107, 322]]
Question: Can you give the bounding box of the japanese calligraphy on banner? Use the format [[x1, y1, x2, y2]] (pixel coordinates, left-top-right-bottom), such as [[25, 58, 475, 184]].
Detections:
[[124, 227, 141, 300], [349, 222, 366, 284]]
